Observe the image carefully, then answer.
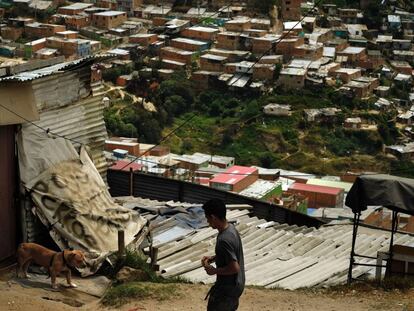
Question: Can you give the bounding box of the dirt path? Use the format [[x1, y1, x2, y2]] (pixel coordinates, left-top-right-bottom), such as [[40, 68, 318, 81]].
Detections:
[[1, 279, 414, 311]]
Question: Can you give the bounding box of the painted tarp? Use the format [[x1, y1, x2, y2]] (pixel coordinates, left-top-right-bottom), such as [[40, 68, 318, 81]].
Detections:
[[18, 129, 147, 275]]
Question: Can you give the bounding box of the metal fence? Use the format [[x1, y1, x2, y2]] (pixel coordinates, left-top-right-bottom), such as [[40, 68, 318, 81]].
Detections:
[[108, 170, 324, 228]]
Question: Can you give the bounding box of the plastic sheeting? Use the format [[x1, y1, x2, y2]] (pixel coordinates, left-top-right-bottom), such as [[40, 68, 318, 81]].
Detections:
[[17, 130, 147, 276], [345, 174, 414, 215]]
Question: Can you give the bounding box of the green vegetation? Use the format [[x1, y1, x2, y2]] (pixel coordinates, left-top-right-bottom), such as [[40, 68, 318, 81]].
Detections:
[[103, 68, 406, 176], [101, 250, 188, 307], [102, 282, 179, 307], [247, 0, 277, 15], [102, 66, 133, 84], [326, 276, 414, 294]]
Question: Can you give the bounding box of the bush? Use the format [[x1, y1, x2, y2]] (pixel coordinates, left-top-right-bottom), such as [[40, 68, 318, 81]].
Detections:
[[102, 282, 179, 307], [103, 66, 133, 84]]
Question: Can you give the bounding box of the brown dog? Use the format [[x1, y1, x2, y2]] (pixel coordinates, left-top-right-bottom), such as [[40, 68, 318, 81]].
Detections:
[[17, 243, 86, 289]]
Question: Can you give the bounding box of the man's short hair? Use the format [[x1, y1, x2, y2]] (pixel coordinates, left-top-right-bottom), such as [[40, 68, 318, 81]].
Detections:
[[202, 198, 226, 220]]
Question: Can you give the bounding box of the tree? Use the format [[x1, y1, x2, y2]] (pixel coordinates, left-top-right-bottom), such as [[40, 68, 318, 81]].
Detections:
[[247, 0, 277, 14], [241, 100, 261, 121]]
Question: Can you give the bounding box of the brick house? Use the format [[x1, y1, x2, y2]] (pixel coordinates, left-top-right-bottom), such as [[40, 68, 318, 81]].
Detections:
[[216, 32, 242, 50], [353, 76, 380, 93], [56, 30, 78, 39], [200, 53, 227, 72], [357, 50, 385, 70], [224, 17, 251, 32], [250, 18, 271, 31], [288, 183, 344, 208], [24, 38, 46, 58], [63, 15, 90, 30], [170, 37, 210, 52], [292, 44, 323, 60], [344, 117, 362, 129], [338, 8, 360, 24], [259, 55, 283, 64], [252, 35, 279, 54], [192, 71, 221, 90], [58, 3, 93, 15], [253, 64, 275, 81], [209, 166, 258, 193], [278, 67, 307, 90], [208, 48, 249, 62], [25, 23, 66, 39], [224, 61, 254, 75], [129, 33, 158, 46], [281, 0, 303, 21], [1, 27, 23, 41], [105, 137, 140, 156], [274, 37, 305, 61], [390, 60, 413, 75], [160, 46, 194, 65], [181, 26, 219, 42], [161, 59, 186, 70], [336, 46, 367, 63], [342, 81, 370, 98], [91, 11, 127, 29], [329, 68, 361, 83], [117, 0, 142, 16]]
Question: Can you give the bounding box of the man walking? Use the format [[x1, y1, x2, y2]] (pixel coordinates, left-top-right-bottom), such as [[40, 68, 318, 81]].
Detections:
[[201, 198, 245, 311]]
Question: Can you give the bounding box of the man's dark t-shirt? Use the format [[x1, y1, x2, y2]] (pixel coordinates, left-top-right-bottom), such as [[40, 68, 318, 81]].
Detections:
[[214, 223, 245, 297]]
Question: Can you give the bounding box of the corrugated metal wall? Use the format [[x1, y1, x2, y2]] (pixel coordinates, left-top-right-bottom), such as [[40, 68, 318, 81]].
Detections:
[[0, 125, 17, 261], [107, 170, 324, 228], [18, 65, 109, 245], [23, 67, 108, 178]]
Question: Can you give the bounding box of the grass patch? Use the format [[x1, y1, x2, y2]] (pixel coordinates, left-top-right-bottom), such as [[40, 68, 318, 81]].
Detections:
[[321, 276, 414, 295], [102, 282, 179, 307], [101, 250, 189, 284]]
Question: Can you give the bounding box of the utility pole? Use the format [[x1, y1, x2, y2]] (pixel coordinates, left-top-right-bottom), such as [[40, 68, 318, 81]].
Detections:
[[198, 0, 200, 17]]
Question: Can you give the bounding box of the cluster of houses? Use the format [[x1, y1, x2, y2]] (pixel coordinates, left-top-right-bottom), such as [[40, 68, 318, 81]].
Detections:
[[0, 1, 414, 214], [104, 136, 358, 215], [1, 0, 413, 145], [0, 1, 411, 92]]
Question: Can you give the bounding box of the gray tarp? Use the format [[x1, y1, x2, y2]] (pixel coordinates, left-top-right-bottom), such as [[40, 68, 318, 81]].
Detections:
[[345, 174, 414, 215], [17, 129, 147, 276]]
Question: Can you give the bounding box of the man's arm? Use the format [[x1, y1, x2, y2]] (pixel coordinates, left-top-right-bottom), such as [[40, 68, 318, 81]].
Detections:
[[204, 260, 240, 276]]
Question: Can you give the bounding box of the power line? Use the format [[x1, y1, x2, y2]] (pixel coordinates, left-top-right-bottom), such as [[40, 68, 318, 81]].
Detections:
[[112, 152, 413, 179], [0, 102, 84, 146], [117, 113, 197, 171]]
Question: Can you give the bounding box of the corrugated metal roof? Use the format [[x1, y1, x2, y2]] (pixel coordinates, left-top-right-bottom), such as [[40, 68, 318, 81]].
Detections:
[[149, 203, 414, 289], [111, 197, 414, 290], [0, 55, 113, 82]]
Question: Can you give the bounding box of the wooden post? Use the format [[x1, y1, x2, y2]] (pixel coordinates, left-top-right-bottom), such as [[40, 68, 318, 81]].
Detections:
[[151, 247, 159, 271], [118, 230, 125, 259], [129, 167, 133, 196]]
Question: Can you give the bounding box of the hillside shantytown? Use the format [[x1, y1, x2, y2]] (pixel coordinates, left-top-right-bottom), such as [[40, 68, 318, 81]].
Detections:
[[1, 0, 414, 310]]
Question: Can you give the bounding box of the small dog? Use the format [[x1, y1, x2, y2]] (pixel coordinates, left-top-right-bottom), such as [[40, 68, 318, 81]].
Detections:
[[17, 243, 86, 289]]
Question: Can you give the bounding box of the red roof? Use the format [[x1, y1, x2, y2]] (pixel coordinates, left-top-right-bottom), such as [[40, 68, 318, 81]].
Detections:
[[209, 165, 257, 185], [110, 160, 144, 172], [289, 182, 343, 195]]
